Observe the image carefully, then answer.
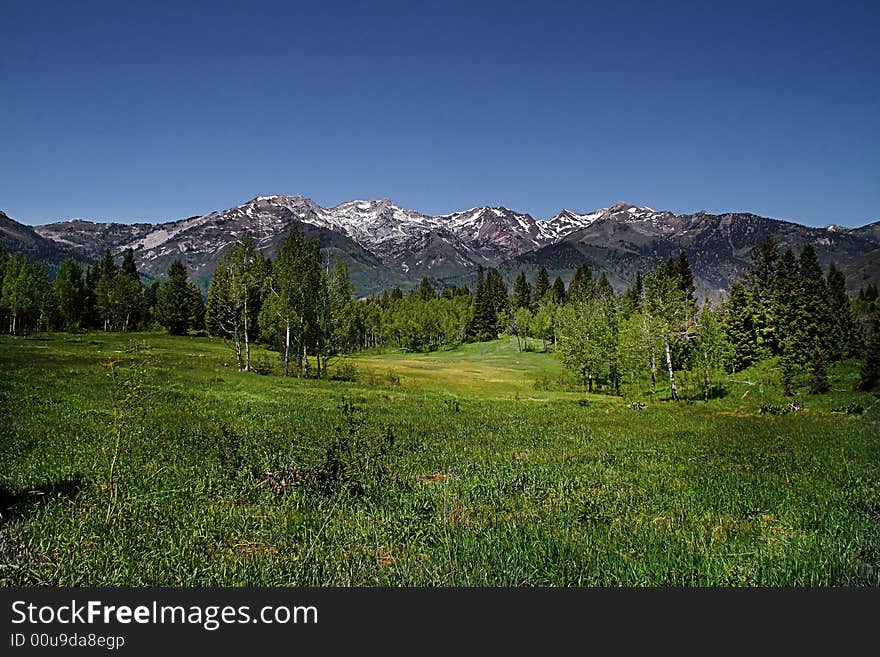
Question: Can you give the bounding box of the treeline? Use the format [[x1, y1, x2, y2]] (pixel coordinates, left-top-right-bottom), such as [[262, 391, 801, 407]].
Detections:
[[349, 265, 568, 353], [3, 226, 878, 394], [0, 245, 204, 336], [550, 238, 877, 398], [355, 238, 879, 399]]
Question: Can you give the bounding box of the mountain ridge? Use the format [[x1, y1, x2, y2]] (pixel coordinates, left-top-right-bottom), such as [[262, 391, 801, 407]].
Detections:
[[4, 196, 877, 296]]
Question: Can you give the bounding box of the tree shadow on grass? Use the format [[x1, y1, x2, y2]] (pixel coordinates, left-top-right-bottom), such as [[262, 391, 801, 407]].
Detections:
[[0, 475, 85, 523]]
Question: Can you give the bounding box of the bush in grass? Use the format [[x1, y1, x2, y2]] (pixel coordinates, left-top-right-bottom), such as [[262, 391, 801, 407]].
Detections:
[[332, 362, 358, 382], [311, 399, 397, 498]]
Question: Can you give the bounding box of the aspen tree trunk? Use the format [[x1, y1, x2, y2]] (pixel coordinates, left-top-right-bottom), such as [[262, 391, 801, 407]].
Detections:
[[283, 319, 291, 377], [243, 297, 250, 371], [665, 338, 678, 401], [234, 331, 243, 371]]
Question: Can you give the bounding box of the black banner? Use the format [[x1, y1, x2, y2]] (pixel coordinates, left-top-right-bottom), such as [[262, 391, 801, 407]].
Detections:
[[1, 588, 877, 654]]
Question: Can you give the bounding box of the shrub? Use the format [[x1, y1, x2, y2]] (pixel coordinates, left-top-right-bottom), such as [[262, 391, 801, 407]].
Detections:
[[332, 362, 358, 382]]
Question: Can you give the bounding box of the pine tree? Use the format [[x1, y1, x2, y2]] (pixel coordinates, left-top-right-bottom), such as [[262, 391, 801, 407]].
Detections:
[[485, 268, 508, 334], [669, 251, 696, 303], [809, 337, 829, 394], [724, 281, 758, 372], [772, 248, 799, 354], [417, 277, 436, 301], [143, 280, 160, 325], [156, 260, 197, 335], [780, 349, 795, 397], [622, 271, 643, 315], [82, 266, 99, 329], [95, 249, 118, 283], [567, 263, 592, 303], [467, 266, 487, 340], [512, 271, 531, 309], [856, 311, 880, 391], [825, 262, 859, 360], [594, 272, 614, 301], [747, 236, 780, 353], [794, 244, 828, 364], [551, 276, 566, 304], [120, 248, 139, 282], [532, 266, 550, 308]]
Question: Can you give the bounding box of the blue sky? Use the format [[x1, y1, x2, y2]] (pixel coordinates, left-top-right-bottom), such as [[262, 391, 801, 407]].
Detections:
[[2, 1, 878, 227]]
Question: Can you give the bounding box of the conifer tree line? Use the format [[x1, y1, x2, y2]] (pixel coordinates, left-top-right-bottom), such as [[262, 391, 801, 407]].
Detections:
[[2, 227, 879, 393], [0, 245, 204, 336]]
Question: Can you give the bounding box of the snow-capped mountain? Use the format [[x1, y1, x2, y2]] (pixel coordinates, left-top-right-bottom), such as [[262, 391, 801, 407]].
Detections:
[[22, 195, 880, 296]]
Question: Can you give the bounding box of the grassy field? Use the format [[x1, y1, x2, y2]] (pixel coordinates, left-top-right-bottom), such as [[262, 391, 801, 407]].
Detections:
[[1, 331, 878, 586]]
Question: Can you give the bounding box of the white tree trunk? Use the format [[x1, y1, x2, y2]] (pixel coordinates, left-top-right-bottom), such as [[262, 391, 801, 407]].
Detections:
[[665, 337, 678, 401]]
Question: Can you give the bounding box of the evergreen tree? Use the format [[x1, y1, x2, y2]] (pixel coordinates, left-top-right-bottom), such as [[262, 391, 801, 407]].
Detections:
[[669, 251, 696, 303], [143, 280, 160, 326], [512, 271, 531, 309], [454, 283, 471, 297], [389, 287, 403, 302], [120, 248, 139, 282], [794, 244, 828, 364], [825, 263, 859, 360], [551, 276, 566, 304], [417, 277, 436, 301], [156, 260, 199, 335], [772, 248, 799, 354], [467, 267, 506, 340], [724, 281, 758, 372], [594, 273, 614, 301], [82, 266, 99, 329], [532, 266, 550, 308], [467, 266, 488, 340], [567, 263, 593, 303], [95, 249, 118, 283], [809, 337, 829, 394], [485, 268, 508, 334], [747, 236, 780, 352], [856, 311, 880, 391], [622, 271, 643, 315], [780, 349, 795, 397]]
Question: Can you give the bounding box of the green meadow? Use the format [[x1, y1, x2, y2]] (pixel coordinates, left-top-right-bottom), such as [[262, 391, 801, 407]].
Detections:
[[1, 332, 878, 585]]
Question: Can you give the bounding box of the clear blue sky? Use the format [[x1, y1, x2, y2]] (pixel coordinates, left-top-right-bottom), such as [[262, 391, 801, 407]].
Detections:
[[2, 0, 878, 227]]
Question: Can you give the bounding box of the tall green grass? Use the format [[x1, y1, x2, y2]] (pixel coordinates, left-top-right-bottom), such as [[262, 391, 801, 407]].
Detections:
[[0, 332, 877, 585]]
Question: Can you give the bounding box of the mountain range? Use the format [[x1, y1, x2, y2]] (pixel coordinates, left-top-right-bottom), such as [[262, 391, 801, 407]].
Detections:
[[2, 197, 878, 298]]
